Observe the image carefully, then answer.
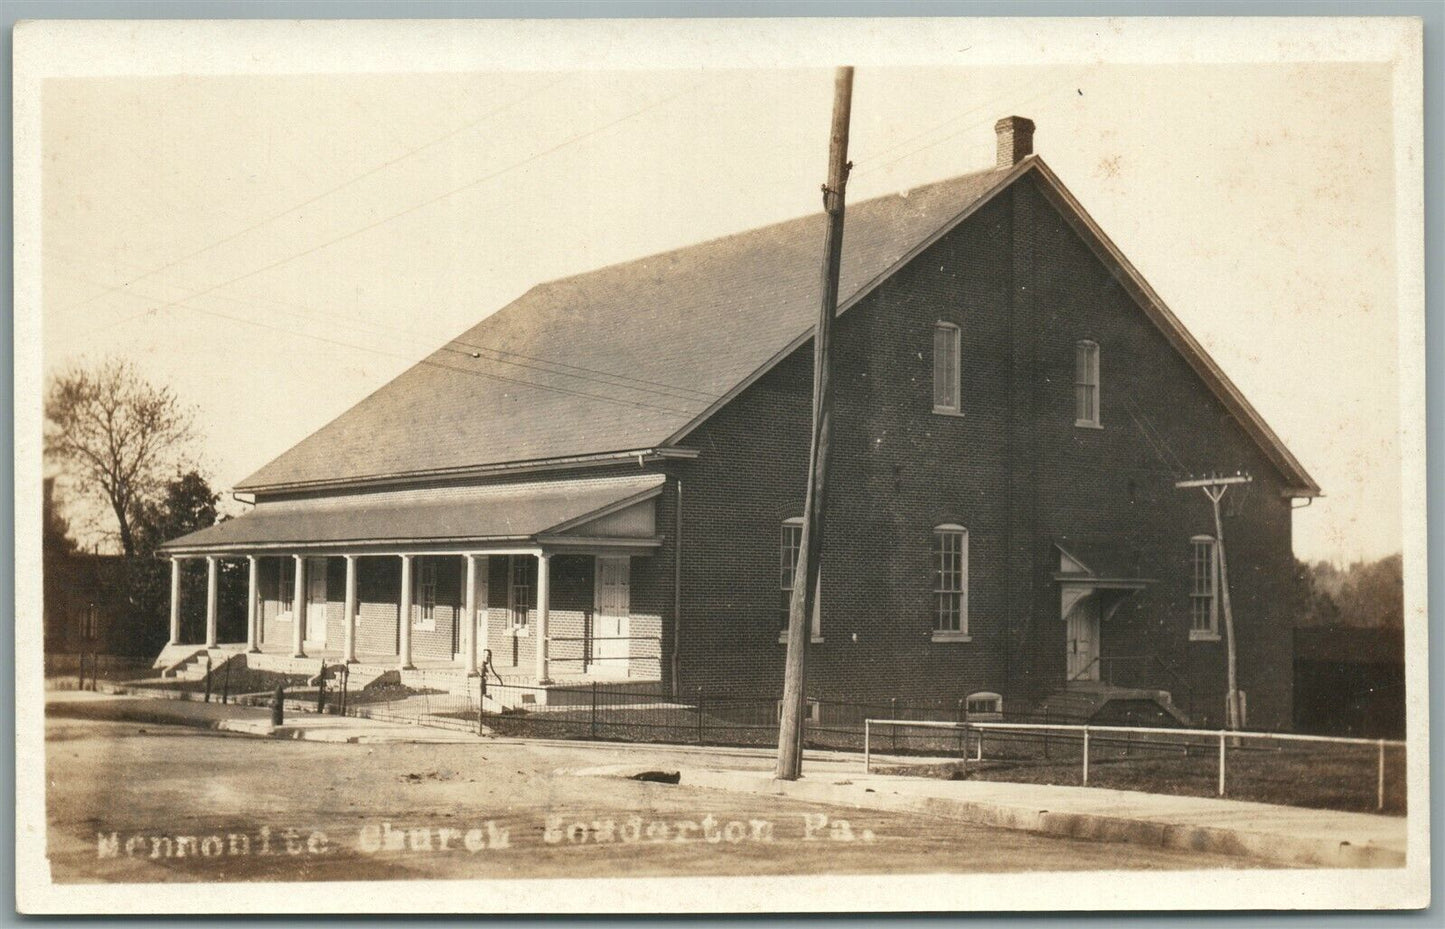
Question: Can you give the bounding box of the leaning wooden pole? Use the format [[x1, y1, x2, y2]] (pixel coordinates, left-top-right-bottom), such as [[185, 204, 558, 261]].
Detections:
[[1208, 488, 1241, 730], [776, 66, 854, 781]]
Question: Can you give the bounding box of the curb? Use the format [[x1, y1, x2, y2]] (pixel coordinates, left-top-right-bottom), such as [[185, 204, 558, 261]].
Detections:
[[572, 765, 1404, 870]]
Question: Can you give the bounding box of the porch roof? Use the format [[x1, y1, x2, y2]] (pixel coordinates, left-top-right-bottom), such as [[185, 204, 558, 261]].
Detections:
[[159, 474, 665, 555]]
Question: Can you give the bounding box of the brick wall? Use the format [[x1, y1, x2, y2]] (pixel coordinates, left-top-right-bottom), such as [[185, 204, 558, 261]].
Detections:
[[667, 173, 1298, 728]]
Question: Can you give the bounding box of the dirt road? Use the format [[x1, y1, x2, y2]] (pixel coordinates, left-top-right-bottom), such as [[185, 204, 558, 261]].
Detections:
[[46, 715, 1259, 883]]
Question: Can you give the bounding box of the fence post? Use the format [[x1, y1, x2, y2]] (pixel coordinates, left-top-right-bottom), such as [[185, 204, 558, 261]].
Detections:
[[203, 654, 213, 703], [476, 667, 486, 736], [1044, 713, 1052, 760], [222, 658, 232, 705], [961, 722, 970, 777], [591, 681, 599, 739], [77, 651, 84, 691], [272, 684, 285, 726], [1377, 739, 1386, 811], [316, 661, 327, 714], [890, 698, 898, 752], [864, 721, 871, 773], [696, 686, 705, 745], [956, 699, 965, 755], [1082, 726, 1090, 786], [976, 728, 984, 763], [1217, 729, 1227, 797]]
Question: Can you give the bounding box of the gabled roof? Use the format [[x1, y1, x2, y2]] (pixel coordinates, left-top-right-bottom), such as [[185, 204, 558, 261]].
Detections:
[[236, 156, 1319, 497]]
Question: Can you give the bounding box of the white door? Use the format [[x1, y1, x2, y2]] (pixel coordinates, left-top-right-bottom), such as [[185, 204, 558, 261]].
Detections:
[[305, 556, 328, 647], [1065, 597, 1099, 682], [592, 557, 630, 675]]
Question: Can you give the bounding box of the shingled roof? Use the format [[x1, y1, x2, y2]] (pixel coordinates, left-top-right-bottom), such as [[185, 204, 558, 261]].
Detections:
[[236, 156, 1320, 497]]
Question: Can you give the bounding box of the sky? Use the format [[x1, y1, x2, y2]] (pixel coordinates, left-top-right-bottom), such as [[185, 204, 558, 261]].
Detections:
[[39, 57, 1405, 564]]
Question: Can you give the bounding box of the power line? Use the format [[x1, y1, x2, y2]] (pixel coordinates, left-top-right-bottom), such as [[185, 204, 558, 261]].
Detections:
[[129, 296, 707, 417], [48, 250, 719, 403], [81, 79, 698, 342], [52, 73, 574, 321]]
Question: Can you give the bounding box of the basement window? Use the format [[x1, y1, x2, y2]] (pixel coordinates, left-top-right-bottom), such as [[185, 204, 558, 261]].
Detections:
[[965, 692, 1004, 719]]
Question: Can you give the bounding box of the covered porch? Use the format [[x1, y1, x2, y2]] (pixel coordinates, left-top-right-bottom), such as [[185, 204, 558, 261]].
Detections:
[[157, 474, 667, 684]]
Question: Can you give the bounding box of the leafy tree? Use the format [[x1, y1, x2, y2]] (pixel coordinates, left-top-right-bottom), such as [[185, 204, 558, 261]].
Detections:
[[132, 471, 220, 557], [45, 359, 196, 556], [1295, 554, 1402, 628]]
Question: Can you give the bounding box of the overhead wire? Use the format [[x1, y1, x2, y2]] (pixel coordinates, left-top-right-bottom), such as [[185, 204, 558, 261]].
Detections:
[[80, 77, 696, 340], [52, 73, 575, 321], [47, 249, 720, 403]]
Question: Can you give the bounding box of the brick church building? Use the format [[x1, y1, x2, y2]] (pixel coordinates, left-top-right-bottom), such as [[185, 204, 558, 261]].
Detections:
[[159, 116, 1319, 731]]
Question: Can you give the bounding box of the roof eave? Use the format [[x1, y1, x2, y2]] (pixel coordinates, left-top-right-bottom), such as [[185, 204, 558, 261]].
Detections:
[[235, 447, 697, 496]]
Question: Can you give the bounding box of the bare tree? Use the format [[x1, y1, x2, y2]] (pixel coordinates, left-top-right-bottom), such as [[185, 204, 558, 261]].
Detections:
[[44, 359, 197, 557]]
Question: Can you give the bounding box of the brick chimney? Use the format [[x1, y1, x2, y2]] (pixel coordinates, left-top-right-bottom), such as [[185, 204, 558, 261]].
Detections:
[[994, 116, 1035, 167]]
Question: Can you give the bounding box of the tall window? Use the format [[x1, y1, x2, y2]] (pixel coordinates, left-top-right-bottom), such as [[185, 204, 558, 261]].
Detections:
[[933, 322, 961, 413], [1075, 339, 1100, 427], [933, 525, 969, 636], [418, 558, 438, 627], [509, 556, 532, 629], [279, 558, 294, 616], [779, 518, 821, 639], [1190, 536, 1218, 639]]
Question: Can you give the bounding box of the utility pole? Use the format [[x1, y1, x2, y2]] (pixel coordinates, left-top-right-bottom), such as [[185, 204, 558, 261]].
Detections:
[[1175, 472, 1252, 730], [776, 66, 854, 781]]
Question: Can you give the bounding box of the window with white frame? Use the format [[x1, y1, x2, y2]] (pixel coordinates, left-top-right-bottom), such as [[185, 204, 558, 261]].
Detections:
[[509, 556, 532, 630], [965, 691, 1003, 719], [779, 518, 822, 640], [415, 557, 438, 630], [933, 322, 962, 414], [933, 524, 969, 637], [1075, 339, 1101, 426], [1190, 536, 1219, 639], [278, 558, 294, 618]]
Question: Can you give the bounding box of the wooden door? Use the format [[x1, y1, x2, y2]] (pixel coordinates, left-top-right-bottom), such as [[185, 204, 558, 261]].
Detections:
[[1065, 598, 1099, 682], [305, 556, 328, 647], [591, 557, 630, 674]]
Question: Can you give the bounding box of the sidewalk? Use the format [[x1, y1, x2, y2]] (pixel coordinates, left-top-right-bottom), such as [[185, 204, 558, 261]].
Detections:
[[566, 762, 1407, 870], [45, 690, 485, 744]]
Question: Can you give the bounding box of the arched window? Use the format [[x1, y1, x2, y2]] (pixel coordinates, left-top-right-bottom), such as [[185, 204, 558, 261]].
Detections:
[[1075, 339, 1101, 427], [932, 524, 969, 638], [779, 518, 821, 640], [1190, 535, 1219, 640], [933, 322, 962, 414]]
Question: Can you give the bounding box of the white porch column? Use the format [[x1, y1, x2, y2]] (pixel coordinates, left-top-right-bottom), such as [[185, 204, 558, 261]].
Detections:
[[246, 556, 260, 653], [292, 554, 307, 658], [204, 556, 219, 648], [343, 555, 358, 663], [463, 554, 479, 676], [398, 554, 414, 670], [168, 557, 182, 646], [535, 552, 551, 684]]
